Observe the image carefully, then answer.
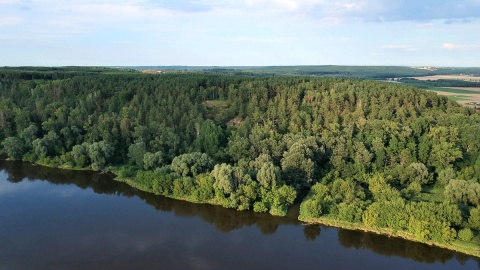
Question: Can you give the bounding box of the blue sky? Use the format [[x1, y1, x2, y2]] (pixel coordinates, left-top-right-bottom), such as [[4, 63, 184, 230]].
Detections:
[[1, 0, 480, 66]]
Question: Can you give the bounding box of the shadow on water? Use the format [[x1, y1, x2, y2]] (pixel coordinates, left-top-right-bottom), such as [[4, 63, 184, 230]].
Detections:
[[1, 160, 479, 267]]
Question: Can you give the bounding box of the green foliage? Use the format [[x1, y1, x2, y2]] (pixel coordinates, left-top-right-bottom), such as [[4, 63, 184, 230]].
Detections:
[[117, 165, 136, 178], [2, 137, 25, 159], [86, 141, 113, 170], [151, 173, 175, 195], [437, 168, 456, 186], [404, 163, 430, 185], [469, 206, 480, 230], [128, 141, 147, 168], [362, 200, 459, 243], [445, 180, 480, 206], [143, 151, 164, 170], [281, 136, 322, 188], [368, 174, 401, 202], [71, 144, 88, 167], [253, 202, 268, 213], [272, 185, 297, 207], [300, 198, 323, 219], [458, 228, 474, 242], [257, 162, 281, 188], [194, 120, 225, 159], [192, 174, 215, 201], [171, 152, 213, 177], [336, 202, 364, 223], [211, 163, 235, 195], [19, 124, 38, 146]]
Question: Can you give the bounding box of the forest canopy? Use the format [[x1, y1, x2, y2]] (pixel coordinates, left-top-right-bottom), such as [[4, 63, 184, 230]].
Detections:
[[1, 67, 480, 253]]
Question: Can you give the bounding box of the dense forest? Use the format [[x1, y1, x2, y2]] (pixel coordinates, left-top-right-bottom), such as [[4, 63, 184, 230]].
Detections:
[[1, 67, 480, 255]]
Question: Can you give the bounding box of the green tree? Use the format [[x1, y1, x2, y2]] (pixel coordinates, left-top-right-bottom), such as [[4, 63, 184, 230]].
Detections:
[[19, 124, 38, 146], [468, 206, 480, 230], [86, 141, 113, 170], [404, 162, 429, 185], [71, 144, 89, 167], [368, 174, 401, 202], [143, 151, 164, 170], [281, 136, 322, 188], [300, 198, 323, 219], [445, 180, 469, 204], [211, 163, 235, 195], [128, 141, 147, 168], [437, 167, 456, 186], [2, 137, 25, 159], [171, 152, 213, 177], [257, 162, 281, 188], [458, 228, 473, 241], [194, 120, 225, 158]]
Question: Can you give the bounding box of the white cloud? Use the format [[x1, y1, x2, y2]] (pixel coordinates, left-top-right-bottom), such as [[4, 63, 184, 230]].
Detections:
[[443, 43, 480, 50], [443, 43, 455, 49]]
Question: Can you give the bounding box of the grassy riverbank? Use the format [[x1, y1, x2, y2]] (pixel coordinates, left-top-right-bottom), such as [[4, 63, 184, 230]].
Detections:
[[299, 216, 480, 258]]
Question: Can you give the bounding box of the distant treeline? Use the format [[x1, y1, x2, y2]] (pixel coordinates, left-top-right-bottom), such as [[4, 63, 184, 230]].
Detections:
[[0, 66, 138, 80], [400, 78, 480, 88], [200, 65, 480, 79]]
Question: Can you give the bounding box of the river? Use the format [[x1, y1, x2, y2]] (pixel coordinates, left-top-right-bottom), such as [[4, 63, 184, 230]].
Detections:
[[0, 160, 478, 270]]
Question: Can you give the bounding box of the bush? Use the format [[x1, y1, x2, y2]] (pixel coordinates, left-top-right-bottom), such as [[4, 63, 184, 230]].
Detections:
[[458, 228, 474, 242], [117, 166, 136, 178], [270, 205, 288, 216], [253, 202, 268, 213], [299, 198, 322, 219]]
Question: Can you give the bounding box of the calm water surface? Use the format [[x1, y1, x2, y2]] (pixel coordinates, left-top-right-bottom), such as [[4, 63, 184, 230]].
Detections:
[[0, 160, 478, 270]]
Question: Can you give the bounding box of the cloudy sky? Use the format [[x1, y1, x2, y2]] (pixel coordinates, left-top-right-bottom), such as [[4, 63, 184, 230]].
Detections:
[[1, 0, 480, 66]]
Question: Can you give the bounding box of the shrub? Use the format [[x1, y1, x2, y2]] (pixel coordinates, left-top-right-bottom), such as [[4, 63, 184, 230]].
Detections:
[[458, 228, 474, 242]]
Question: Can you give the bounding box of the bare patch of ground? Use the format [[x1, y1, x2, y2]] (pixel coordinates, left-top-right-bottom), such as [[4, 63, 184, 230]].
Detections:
[[202, 100, 229, 108], [226, 116, 243, 127], [141, 70, 162, 74]]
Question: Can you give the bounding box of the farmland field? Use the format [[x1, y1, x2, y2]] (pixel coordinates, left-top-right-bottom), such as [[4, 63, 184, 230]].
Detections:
[[428, 87, 480, 106]]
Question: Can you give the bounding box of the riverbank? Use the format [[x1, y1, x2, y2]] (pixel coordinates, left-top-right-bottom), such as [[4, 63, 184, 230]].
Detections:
[[113, 174, 222, 206], [299, 216, 480, 258]]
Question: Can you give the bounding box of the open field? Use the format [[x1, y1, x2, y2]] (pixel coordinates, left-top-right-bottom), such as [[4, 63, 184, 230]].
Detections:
[[429, 87, 480, 107], [411, 75, 480, 82], [427, 87, 480, 94]]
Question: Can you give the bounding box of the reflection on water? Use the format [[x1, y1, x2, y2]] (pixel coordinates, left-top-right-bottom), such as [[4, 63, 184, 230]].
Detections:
[[0, 160, 299, 234], [0, 160, 479, 269]]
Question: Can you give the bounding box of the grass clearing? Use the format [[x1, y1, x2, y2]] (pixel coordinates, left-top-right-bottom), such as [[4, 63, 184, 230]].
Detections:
[[427, 87, 480, 95], [448, 95, 469, 101], [202, 100, 231, 121], [417, 184, 444, 203]]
